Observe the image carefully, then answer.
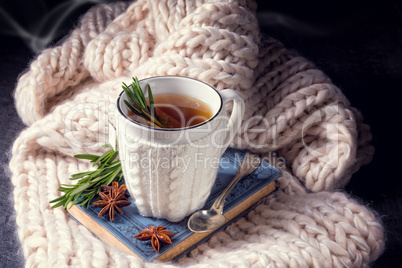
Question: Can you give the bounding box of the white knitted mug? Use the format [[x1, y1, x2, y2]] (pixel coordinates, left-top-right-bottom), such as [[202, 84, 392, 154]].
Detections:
[[110, 76, 245, 222]]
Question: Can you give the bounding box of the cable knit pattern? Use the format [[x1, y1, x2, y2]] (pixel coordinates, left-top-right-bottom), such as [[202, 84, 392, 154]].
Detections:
[[121, 118, 225, 222], [11, 0, 383, 267]]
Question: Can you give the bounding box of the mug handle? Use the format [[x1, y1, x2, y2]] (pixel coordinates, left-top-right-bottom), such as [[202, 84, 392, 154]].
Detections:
[[219, 89, 245, 146]]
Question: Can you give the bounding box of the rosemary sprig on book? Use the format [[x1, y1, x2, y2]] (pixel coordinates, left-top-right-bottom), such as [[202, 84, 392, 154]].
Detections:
[[49, 145, 123, 209], [50, 77, 179, 210]]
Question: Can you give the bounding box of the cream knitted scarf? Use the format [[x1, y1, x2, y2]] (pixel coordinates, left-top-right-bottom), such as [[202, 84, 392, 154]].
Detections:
[[11, 0, 384, 267]]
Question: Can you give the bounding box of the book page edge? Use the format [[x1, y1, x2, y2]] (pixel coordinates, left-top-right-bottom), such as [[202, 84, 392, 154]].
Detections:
[[67, 204, 139, 258]]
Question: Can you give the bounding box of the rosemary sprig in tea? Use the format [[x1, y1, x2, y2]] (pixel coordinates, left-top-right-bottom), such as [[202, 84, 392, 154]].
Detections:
[[50, 78, 181, 210], [122, 77, 181, 128], [49, 145, 123, 209], [123, 77, 167, 128]]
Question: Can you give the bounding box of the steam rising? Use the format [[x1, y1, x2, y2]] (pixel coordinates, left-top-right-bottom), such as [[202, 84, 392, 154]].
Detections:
[[1, 1, 332, 53], [0, 0, 114, 52]]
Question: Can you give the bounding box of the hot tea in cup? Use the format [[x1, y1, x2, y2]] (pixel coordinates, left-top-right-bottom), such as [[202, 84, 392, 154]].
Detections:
[[110, 76, 245, 222], [127, 93, 213, 129]]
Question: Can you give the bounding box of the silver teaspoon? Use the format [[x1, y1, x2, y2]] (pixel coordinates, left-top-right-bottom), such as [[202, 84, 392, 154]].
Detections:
[[187, 154, 261, 233]]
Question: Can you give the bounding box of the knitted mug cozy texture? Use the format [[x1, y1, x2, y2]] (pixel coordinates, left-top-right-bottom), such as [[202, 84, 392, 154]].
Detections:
[[10, 0, 384, 267]]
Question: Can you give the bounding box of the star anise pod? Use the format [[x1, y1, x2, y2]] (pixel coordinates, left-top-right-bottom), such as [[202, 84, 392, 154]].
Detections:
[[134, 226, 175, 253], [92, 181, 131, 221], [100, 184, 130, 199]]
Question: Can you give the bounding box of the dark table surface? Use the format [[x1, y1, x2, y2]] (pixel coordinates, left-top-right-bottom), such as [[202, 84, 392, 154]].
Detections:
[[1, 1, 401, 267]]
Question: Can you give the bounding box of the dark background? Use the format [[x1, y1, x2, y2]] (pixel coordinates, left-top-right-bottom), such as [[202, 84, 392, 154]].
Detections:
[[1, 1, 401, 267]]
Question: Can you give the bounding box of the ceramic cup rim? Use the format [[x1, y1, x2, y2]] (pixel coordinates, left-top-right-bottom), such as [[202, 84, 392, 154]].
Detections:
[[116, 76, 223, 132]]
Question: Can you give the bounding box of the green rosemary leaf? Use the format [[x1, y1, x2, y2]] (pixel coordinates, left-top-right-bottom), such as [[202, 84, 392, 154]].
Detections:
[[122, 81, 138, 102], [70, 171, 94, 180], [82, 169, 103, 181], [148, 113, 164, 128], [139, 108, 164, 128], [123, 85, 142, 109], [124, 100, 142, 116], [82, 193, 98, 208], [98, 150, 118, 168], [147, 84, 156, 116], [132, 78, 146, 109], [107, 160, 121, 168], [65, 195, 74, 208], [121, 81, 129, 90], [91, 169, 116, 183], [82, 191, 96, 197], [69, 194, 81, 208], [50, 199, 67, 209], [69, 182, 91, 196], [92, 148, 114, 167], [49, 194, 65, 203], [105, 166, 122, 186], [105, 150, 119, 165], [74, 154, 99, 162], [134, 77, 147, 108], [59, 185, 74, 189]]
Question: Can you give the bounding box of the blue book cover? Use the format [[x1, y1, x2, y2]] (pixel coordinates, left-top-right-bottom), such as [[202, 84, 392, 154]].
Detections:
[[67, 148, 282, 262]]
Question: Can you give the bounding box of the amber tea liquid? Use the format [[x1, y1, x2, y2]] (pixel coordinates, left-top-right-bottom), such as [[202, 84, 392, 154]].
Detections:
[[128, 94, 213, 128]]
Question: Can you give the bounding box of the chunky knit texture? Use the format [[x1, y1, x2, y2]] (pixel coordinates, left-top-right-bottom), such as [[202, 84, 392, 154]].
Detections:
[[11, 0, 384, 267]]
